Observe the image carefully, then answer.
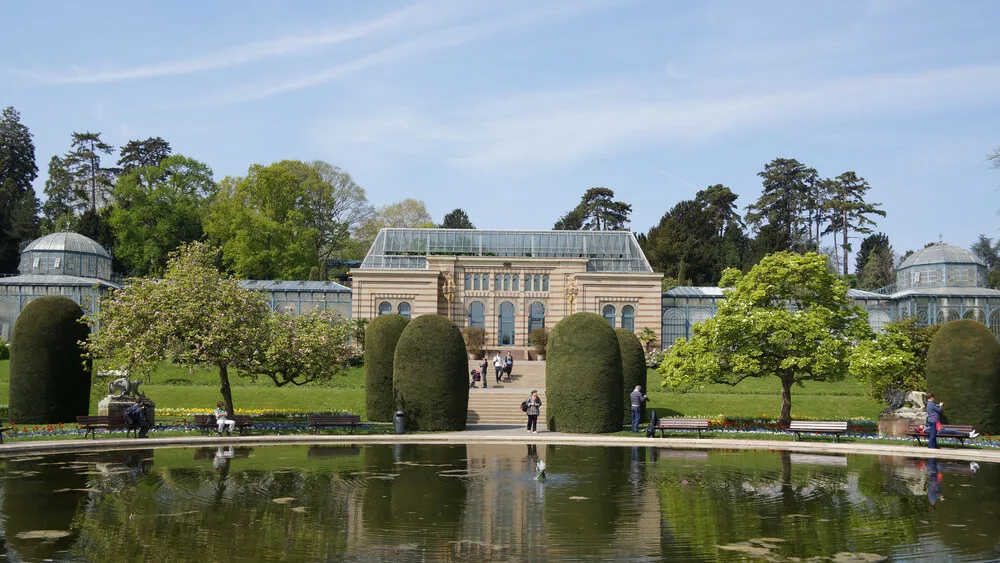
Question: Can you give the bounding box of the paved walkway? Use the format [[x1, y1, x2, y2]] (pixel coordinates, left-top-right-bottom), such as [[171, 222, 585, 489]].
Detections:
[[2, 425, 1000, 464]]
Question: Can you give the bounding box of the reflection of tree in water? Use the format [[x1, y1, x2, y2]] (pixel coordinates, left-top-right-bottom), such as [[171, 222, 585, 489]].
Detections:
[[68, 447, 370, 561], [2, 453, 88, 561], [360, 444, 469, 559], [656, 451, 922, 560]]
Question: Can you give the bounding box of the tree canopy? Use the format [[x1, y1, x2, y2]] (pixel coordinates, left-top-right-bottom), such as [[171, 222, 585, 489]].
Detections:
[[0, 107, 41, 273], [440, 208, 475, 229], [822, 171, 885, 276], [745, 158, 817, 254], [554, 187, 631, 231], [849, 316, 938, 402], [659, 252, 872, 424]]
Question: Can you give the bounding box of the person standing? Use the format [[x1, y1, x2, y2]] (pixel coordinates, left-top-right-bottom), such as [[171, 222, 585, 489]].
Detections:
[[630, 385, 648, 433], [493, 352, 503, 383], [926, 393, 943, 449], [214, 401, 237, 436], [504, 351, 514, 382], [525, 390, 542, 433], [480, 355, 489, 389]]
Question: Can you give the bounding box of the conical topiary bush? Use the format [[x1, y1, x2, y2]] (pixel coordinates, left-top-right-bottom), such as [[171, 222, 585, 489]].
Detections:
[[925, 319, 1000, 433], [545, 312, 623, 433]]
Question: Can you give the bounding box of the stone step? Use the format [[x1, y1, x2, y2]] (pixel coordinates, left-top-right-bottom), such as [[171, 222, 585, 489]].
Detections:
[[467, 392, 545, 424]]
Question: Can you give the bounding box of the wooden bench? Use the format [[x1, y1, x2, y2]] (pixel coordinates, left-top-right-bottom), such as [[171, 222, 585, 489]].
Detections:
[[307, 414, 361, 433], [0, 426, 14, 443], [650, 418, 710, 438], [193, 414, 254, 435], [905, 423, 976, 446], [787, 421, 848, 442], [76, 415, 143, 439]]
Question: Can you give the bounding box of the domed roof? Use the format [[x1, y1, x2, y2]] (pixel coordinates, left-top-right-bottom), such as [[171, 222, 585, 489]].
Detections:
[[21, 232, 111, 258], [898, 243, 984, 269]]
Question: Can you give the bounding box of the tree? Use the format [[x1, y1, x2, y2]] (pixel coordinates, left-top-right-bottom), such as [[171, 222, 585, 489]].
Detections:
[[84, 242, 270, 415], [857, 245, 895, 289], [854, 233, 891, 276], [659, 252, 872, 425], [745, 158, 817, 255], [440, 208, 475, 229], [971, 235, 1000, 288], [205, 161, 326, 279], [989, 145, 1000, 169], [0, 107, 41, 273], [41, 155, 75, 230], [241, 309, 356, 387], [849, 317, 938, 402], [118, 137, 172, 173], [822, 171, 885, 276], [63, 131, 118, 213], [555, 187, 631, 231], [109, 155, 214, 276]]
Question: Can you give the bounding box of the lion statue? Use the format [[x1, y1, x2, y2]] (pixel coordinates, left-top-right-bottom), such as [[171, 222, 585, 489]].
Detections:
[[882, 389, 926, 414], [108, 376, 143, 398]]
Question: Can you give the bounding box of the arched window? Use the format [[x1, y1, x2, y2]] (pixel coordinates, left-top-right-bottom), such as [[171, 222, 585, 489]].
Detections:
[[528, 302, 545, 344], [542, 275, 549, 292], [603, 304, 616, 328], [378, 301, 392, 315], [621, 305, 635, 332], [468, 301, 485, 328], [533, 274, 541, 292], [503, 274, 510, 291], [498, 301, 515, 346], [464, 274, 471, 290], [512, 275, 519, 291], [397, 302, 411, 318], [482, 274, 488, 291], [473, 274, 480, 291], [495, 274, 501, 290]]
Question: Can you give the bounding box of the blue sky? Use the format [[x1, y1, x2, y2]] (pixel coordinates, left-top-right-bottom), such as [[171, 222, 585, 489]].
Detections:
[[3, 0, 999, 269]]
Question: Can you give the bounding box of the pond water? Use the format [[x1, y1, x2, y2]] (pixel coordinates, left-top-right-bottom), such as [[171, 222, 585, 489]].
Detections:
[[1, 444, 998, 562]]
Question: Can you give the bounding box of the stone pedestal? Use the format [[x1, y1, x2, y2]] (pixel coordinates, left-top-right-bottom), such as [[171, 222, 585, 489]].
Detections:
[[97, 396, 156, 426], [878, 411, 925, 437]]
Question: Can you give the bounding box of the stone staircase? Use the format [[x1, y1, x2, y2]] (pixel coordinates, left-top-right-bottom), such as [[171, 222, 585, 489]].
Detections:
[[467, 360, 546, 424]]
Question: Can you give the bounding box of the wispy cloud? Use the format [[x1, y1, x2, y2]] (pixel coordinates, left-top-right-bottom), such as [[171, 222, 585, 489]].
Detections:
[[318, 63, 1000, 170], [19, 2, 435, 84]]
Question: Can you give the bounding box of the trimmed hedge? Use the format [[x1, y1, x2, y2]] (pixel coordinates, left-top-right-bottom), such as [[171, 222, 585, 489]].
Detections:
[[9, 296, 91, 423], [925, 319, 1000, 433], [393, 314, 469, 431], [364, 314, 410, 422], [616, 328, 647, 426], [545, 312, 623, 433]]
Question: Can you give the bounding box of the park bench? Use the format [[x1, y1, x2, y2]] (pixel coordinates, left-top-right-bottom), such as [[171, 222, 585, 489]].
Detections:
[[0, 426, 14, 443], [76, 415, 143, 439], [787, 421, 848, 442], [905, 423, 976, 446], [307, 414, 361, 433], [193, 414, 254, 435], [649, 418, 711, 438]]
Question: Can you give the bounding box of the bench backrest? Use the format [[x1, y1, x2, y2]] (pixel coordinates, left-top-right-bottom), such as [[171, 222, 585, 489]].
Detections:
[[656, 418, 710, 428], [788, 421, 848, 431], [77, 415, 127, 428]]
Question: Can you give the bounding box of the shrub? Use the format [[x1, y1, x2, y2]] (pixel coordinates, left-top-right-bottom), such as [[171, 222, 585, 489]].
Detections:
[[393, 314, 469, 431], [617, 328, 648, 426], [925, 319, 1000, 433], [0, 339, 9, 360], [9, 296, 91, 423], [645, 349, 664, 369], [530, 327, 549, 358], [545, 312, 623, 433], [463, 326, 485, 359], [364, 314, 409, 422]]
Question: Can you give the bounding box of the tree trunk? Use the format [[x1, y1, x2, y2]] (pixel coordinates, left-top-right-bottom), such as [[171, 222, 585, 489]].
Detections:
[[779, 371, 794, 426], [219, 363, 235, 416], [842, 208, 849, 277]]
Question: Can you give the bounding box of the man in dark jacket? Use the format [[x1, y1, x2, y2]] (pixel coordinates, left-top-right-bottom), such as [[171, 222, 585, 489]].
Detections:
[[926, 393, 943, 449]]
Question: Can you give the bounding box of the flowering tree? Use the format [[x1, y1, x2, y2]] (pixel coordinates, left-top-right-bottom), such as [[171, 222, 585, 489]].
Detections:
[[86, 242, 269, 414], [658, 252, 873, 425], [242, 310, 357, 387]]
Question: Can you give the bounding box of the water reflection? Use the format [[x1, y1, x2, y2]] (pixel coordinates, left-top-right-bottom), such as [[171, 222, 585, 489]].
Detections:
[[0, 445, 998, 561]]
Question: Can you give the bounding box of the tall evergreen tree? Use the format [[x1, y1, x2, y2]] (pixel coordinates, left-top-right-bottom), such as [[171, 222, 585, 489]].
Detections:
[[45, 132, 117, 217], [0, 107, 41, 273], [854, 233, 891, 275], [554, 187, 631, 231], [439, 208, 475, 229], [118, 137, 172, 174], [745, 158, 817, 255], [822, 171, 885, 276]]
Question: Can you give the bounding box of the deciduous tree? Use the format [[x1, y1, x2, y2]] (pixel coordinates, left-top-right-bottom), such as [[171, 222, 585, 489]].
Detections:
[[242, 310, 357, 387], [659, 252, 872, 425], [849, 317, 938, 402]]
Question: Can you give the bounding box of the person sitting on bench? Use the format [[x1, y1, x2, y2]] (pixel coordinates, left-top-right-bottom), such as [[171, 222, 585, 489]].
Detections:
[[914, 424, 979, 439], [214, 401, 237, 436]]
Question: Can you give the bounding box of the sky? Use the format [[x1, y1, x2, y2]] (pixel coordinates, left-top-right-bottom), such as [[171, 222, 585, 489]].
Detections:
[[2, 0, 1000, 271]]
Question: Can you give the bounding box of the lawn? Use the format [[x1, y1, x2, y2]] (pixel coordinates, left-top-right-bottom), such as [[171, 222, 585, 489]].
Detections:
[[0, 360, 883, 422]]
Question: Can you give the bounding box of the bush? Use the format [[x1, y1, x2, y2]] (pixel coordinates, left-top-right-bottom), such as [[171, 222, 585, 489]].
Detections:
[[545, 312, 623, 433], [925, 319, 1000, 433], [0, 339, 8, 360], [617, 328, 648, 426], [9, 296, 92, 423], [364, 314, 409, 422], [645, 349, 664, 369], [463, 326, 485, 359], [530, 327, 549, 358], [393, 314, 469, 431]]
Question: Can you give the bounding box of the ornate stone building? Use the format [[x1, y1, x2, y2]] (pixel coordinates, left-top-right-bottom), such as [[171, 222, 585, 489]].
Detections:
[[351, 229, 663, 357]]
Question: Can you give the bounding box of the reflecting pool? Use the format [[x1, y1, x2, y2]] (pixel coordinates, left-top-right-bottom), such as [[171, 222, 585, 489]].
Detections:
[[1, 444, 999, 562]]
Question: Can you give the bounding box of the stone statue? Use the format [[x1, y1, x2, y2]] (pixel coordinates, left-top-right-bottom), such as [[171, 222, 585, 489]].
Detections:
[[108, 376, 143, 398], [882, 389, 926, 416]]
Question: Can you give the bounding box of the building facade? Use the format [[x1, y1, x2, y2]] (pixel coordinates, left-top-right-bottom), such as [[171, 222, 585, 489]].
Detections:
[[351, 229, 663, 356]]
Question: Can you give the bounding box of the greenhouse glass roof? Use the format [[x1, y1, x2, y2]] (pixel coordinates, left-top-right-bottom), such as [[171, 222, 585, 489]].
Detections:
[[360, 229, 653, 273]]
